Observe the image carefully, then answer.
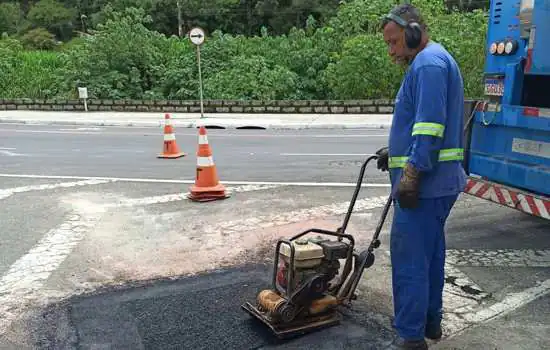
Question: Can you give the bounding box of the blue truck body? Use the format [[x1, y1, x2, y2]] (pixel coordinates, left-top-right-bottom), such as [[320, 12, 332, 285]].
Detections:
[[465, 0, 550, 204]]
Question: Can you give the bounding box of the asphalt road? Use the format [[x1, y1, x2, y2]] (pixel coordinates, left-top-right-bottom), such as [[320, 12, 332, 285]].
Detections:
[[0, 124, 389, 183], [0, 123, 549, 350]]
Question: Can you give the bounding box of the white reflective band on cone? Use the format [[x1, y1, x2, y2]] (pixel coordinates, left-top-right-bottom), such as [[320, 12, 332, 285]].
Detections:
[[164, 133, 176, 141], [199, 135, 208, 144], [197, 156, 214, 167]]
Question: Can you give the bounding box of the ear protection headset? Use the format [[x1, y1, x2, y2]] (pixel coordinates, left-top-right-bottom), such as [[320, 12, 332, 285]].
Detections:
[[384, 6, 422, 49]]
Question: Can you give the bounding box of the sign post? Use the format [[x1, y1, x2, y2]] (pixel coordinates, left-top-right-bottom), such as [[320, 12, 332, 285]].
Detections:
[[189, 27, 205, 119]]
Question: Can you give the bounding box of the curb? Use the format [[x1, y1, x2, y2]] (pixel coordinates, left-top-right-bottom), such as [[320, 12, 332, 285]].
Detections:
[[0, 118, 392, 130]]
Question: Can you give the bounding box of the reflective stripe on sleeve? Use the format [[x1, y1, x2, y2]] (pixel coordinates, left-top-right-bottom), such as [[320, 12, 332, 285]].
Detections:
[[388, 148, 464, 168], [438, 148, 464, 161], [412, 122, 445, 137]]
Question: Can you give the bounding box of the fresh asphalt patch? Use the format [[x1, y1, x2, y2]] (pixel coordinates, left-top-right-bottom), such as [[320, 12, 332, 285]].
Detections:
[[16, 264, 396, 350]]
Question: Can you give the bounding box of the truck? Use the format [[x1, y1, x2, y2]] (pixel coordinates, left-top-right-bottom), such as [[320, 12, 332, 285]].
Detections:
[[462, 0, 550, 220]]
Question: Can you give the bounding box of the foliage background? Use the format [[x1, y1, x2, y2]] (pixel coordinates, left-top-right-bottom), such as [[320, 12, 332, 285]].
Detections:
[[0, 0, 489, 100]]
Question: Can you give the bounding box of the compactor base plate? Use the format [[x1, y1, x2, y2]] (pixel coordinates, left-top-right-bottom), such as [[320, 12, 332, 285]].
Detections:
[[241, 301, 341, 339]]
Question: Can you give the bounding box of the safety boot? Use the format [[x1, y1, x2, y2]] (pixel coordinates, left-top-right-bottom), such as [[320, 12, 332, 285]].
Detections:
[[425, 324, 442, 340], [385, 336, 429, 350]]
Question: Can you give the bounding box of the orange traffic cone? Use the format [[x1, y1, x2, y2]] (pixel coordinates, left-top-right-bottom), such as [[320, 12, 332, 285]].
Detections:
[[158, 113, 185, 159], [188, 126, 230, 202]]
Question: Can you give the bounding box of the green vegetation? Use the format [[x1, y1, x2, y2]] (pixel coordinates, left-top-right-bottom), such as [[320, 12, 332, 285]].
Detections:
[[0, 0, 488, 100]]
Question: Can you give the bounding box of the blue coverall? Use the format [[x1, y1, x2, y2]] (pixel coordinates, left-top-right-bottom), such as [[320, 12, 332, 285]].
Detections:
[[388, 41, 467, 341]]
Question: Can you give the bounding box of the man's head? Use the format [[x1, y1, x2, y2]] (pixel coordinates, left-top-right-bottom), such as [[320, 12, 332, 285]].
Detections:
[[382, 4, 428, 65]]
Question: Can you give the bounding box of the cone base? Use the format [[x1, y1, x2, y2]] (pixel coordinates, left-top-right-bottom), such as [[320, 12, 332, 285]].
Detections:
[[157, 152, 186, 159], [188, 183, 229, 202], [187, 191, 230, 202]]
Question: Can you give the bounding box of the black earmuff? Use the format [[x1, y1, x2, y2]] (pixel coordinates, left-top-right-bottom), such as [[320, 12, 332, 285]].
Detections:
[[384, 11, 422, 49]]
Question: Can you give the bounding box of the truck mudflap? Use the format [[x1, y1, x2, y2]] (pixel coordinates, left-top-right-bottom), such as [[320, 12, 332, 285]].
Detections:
[[464, 176, 550, 220]]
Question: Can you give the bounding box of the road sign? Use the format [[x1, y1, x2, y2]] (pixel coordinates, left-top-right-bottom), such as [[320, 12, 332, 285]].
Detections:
[[189, 27, 205, 46]]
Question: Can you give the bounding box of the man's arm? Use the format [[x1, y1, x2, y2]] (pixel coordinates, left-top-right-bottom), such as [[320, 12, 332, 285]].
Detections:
[[408, 64, 448, 172], [395, 64, 448, 209]]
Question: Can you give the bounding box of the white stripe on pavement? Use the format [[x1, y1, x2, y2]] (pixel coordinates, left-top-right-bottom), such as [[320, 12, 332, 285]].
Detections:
[[0, 174, 391, 188], [106, 184, 280, 208], [0, 199, 106, 334], [443, 278, 550, 339], [199, 195, 389, 236], [0, 179, 113, 200]]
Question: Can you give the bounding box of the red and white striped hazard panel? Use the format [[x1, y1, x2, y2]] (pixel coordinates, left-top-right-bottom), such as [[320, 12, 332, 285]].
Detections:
[[464, 177, 550, 220]]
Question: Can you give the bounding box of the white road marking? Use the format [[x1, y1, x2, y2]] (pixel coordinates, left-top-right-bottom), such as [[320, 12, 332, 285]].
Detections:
[[0, 179, 113, 200], [6, 129, 99, 135], [0, 147, 16, 150], [0, 174, 391, 188], [59, 127, 103, 131], [0, 198, 106, 334], [199, 195, 389, 236], [447, 249, 550, 268], [106, 184, 281, 208], [0, 150, 25, 157], [443, 278, 550, 339]]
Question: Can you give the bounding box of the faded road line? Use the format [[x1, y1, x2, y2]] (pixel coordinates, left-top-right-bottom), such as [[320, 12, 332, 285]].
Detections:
[[106, 184, 281, 208], [199, 195, 389, 236], [0, 179, 113, 200], [443, 278, 550, 339], [447, 249, 550, 267], [0, 198, 106, 334], [0, 174, 391, 188]]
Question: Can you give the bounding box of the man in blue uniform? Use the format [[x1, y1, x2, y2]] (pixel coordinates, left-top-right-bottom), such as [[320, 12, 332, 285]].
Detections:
[[376, 4, 467, 349]]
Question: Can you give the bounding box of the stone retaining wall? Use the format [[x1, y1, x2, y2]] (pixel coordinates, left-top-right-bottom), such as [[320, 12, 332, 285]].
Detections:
[[0, 99, 395, 114]]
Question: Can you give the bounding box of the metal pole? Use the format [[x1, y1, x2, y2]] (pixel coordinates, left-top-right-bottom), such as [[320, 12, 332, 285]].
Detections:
[[197, 44, 204, 119]]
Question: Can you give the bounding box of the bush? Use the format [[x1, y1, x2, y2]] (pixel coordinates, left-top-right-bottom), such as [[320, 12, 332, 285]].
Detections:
[[1, 0, 489, 101], [20, 27, 57, 50]]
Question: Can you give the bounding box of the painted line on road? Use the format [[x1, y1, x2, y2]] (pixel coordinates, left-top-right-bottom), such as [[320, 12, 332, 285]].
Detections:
[[0, 150, 26, 157], [0, 147, 16, 150], [447, 249, 550, 268], [0, 179, 113, 200], [106, 184, 281, 208], [0, 174, 392, 188], [0, 198, 106, 334], [199, 195, 389, 236], [443, 278, 550, 339]]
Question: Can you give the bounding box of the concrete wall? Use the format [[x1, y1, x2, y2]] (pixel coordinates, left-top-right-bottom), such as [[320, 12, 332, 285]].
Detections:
[[0, 99, 395, 114]]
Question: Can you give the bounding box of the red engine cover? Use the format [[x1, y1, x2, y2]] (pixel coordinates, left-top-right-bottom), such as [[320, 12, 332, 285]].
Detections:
[[277, 265, 287, 287]]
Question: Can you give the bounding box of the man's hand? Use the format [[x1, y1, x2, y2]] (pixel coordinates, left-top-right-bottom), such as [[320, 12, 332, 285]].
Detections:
[[397, 162, 421, 208], [375, 146, 389, 172]]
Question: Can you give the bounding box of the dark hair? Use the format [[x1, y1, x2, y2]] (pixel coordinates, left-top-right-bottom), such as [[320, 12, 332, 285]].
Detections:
[[381, 4, 427, 31]]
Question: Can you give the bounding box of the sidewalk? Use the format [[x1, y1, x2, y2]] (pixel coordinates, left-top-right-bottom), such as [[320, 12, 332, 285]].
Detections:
[[0, 111, 394, 129]]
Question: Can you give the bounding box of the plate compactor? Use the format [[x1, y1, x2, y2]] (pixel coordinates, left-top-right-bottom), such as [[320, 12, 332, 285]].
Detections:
[[241, 155, 393, 339]]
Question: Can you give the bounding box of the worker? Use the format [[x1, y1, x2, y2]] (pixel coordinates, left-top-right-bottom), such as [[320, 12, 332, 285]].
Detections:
[[375, 4, 467, 350]]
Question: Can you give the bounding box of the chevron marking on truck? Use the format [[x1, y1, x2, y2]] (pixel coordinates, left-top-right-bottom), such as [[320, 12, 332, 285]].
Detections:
[[464, 178, 550, 220]]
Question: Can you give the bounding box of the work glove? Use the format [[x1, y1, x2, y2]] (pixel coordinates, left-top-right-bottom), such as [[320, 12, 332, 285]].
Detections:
[[397, 162, 421, 209], [375, 146, 389, 172]]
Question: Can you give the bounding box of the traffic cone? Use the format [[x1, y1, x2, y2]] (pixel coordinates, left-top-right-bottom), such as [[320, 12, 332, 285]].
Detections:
[[188, 126, 230, 202], [158, 113, 185, 159]]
